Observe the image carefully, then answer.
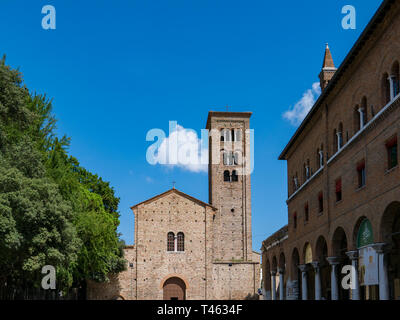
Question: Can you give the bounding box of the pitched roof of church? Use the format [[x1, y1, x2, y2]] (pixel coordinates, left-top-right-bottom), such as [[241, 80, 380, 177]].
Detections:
[[322, 43, 336, 69], [130, 188, 217, 211]]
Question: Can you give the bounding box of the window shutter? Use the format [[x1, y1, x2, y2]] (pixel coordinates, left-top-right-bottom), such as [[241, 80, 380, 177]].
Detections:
[[226, 130, 231, 141], [235, 129, 241, 142], [177, 233, 184, 252]]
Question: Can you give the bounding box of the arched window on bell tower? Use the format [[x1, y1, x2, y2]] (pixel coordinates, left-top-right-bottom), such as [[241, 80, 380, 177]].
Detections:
[[206, 111, 253, 262], [224, 170, 231, 182], [232, 170, 238, 182], [382, 72, 391, 106]]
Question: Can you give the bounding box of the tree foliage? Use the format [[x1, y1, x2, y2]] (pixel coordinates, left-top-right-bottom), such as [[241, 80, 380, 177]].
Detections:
[[0, 56, 126, 292]]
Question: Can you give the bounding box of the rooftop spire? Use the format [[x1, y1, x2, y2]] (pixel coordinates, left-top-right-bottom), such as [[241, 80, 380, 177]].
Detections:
[[322, 43, 335, 69]]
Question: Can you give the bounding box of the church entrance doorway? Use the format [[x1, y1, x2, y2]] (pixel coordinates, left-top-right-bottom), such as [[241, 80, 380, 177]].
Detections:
[[163, 277, 186, 300]]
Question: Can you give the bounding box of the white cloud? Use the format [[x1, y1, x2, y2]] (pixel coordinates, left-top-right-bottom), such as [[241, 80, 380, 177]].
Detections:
[[283, 82, 321, 126], [153, 124, 208, 173]]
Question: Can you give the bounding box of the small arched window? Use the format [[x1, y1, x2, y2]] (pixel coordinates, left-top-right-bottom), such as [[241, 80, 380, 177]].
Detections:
[[233, 151, 241, 166], [223, 151, 235, 166], [177, 232, 184, 252], [232, 170, 238, 182], [224, 170, 231, 182], [233, 129, 242, 142], [167, 232, 175, 252], [221, 129, 232, 142], [293, 212, 297, 229], [225, 129, 232, 142]]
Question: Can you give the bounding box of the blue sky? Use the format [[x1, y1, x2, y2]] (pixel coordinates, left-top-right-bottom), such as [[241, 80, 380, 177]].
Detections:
[[1, 0, 383, 251]]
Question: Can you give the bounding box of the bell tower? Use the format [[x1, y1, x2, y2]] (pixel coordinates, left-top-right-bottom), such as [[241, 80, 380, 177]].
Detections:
[[206, 111, 253, 262]]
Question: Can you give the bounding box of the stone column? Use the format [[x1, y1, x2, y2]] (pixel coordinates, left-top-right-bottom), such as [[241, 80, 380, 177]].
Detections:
[[278, 268, 285, 300], [298, 265, 308, 300], [312, 261, 322, 300], [271, 271, 277, 301], [327, 257, 340, 300], [336, 132, 343, 150], [319, 150, 324, 167], [373, 243, 390, 300], [346, 251, 360, 300]]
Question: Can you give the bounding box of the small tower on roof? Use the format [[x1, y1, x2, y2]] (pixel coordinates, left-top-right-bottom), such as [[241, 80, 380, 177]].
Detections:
[[319, 43, 337, 91]]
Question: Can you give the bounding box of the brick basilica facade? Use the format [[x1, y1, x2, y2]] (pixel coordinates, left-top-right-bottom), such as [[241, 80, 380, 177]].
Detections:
[[262, 0, 400, 300]]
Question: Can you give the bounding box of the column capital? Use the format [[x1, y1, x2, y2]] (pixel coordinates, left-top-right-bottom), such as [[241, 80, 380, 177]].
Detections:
[[270, 270, 277, 276], [298, 264, 308, 272], [326, 256, 341, 265], [346, 250, 358, 261], [277, 267, 285, 275], [311, 261, 320, 270]]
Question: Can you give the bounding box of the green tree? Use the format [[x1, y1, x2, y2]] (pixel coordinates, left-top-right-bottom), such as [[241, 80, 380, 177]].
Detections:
[[0, 56, 126, 295]]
